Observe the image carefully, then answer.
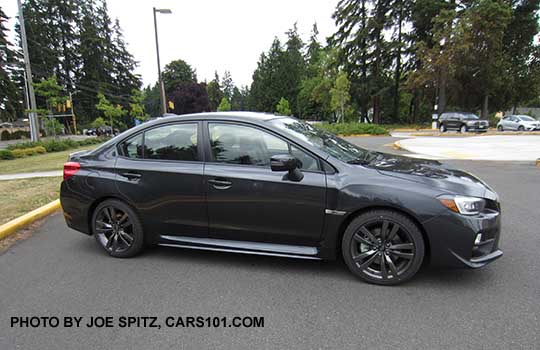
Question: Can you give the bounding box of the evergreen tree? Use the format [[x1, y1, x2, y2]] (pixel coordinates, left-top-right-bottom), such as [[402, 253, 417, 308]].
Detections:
[[217, 97, 231, 111], [221, 70, 234, 101], [207, 71, 223, 111], [162, 59, 197, 94], [0, 6, 23, 122]]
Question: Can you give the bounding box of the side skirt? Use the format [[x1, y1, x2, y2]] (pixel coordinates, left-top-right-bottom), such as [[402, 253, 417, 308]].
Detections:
[[158, 235, 321, 260]]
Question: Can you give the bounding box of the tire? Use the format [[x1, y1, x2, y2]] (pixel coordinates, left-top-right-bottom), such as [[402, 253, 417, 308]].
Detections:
[[497, 125, 503, 131], [342, 210, 425, 285], [439, 123, 446, 133], [518, 125, 524, 131], [460, 124, 468, 133], [92, 199, 144, 258]]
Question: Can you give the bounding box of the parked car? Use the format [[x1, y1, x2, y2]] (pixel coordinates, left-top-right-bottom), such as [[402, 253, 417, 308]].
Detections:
[[497, 115, 540, 131], [60, 112, 502, 285], [438, 112, 489, 133]]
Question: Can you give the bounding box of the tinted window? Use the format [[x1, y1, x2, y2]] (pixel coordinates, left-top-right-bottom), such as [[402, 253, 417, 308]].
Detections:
[[144, 123, 199, 161], [209, 123, 319, 170], [120, 133, 144, 158]]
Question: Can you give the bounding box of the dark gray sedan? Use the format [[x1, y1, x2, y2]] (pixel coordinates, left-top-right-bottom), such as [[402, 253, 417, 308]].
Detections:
[[60, 112, 502, 285]]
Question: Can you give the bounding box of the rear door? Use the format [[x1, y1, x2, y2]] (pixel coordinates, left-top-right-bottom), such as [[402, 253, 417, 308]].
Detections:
[[203, 121, 327, 246], [115, 121, 207, 238]]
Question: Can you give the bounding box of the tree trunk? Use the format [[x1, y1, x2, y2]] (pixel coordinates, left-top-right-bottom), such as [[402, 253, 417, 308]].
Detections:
[[373, 96, 380, 124], [437, 69, 447, 116], [393, 2, 403, 122], [482, 94, 489, 120]]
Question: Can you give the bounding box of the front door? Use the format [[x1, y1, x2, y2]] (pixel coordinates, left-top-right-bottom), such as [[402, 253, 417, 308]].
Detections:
[[204, 122, 327, 246], [115, 122, 207, 238]]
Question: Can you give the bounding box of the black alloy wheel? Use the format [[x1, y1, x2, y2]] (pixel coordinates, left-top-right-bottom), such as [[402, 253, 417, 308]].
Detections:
[[342, 210, 425, 285], [92, 199, 144, 258]]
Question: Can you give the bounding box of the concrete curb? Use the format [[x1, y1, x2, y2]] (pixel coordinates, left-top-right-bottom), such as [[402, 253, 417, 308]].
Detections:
[[0, 199, 61, 240]]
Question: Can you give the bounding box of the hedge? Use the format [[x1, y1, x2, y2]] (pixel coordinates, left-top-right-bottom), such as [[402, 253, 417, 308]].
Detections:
[[0, 137, 109, 162], [315, 122, 388, 136]]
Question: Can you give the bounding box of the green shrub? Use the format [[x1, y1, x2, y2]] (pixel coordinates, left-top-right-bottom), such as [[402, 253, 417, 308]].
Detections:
[[0, 149, 14, 160], [11, 130, 31, 140], [316, 122, 388, 136], [10, 146, 47, 158], [6, 136, 109, 153]]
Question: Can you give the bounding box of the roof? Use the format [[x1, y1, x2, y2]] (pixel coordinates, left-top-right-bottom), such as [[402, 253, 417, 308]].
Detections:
[[164, 111, 282, 121]]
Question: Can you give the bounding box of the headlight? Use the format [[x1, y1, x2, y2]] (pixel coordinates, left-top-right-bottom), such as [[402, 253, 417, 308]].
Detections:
[[438, 195, 486, 215]]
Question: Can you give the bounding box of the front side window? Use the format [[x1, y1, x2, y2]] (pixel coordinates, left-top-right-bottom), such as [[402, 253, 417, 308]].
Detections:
[[120, 123, 199, 161], [208, 123, 319, 170]]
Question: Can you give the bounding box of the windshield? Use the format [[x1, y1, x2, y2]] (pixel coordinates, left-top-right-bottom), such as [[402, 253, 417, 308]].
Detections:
[[269, 118, 369, 163], [518, 116, 535, 121], [463, 114, 479, 120]]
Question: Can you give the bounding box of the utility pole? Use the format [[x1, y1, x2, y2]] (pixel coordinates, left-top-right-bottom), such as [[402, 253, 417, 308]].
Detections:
[[153, 7, 171, 116], [69, 91, 77, 134], [17, 0, 39, 141]]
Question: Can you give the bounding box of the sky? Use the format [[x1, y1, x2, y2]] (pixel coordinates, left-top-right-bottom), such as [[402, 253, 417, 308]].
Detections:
[[3, 0, 338, 88]]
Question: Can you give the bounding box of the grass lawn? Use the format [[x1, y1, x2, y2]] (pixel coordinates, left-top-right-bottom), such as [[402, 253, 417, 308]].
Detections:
[[0, 145, 98, 175], [0, 177, 62, 225]]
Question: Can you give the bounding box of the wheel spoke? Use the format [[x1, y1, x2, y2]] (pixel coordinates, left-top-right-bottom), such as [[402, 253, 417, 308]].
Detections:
[[389, 250, 413, 259], [105, 233, 115, 249], [119, 219, 132, 229], [386, 254, 399, 276], [103, 208, 113, 223], [380, 254, 388, 279], [111, 234, 119, 252], [390, 243, 414, 250], [358, 252, 380, 270], [359, 226, 377, 244], [117, 232, 130, 246], [119, 231, 134, 244], [352, 249, 377, 262], [117, 213, 128, 225], [380, 220, 389, 241], [386, 223, 400, 242], [353, 233, 375, 246], [95, 227, 112, 234]]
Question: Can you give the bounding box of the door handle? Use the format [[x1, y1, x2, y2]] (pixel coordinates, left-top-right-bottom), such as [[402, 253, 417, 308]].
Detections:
[[208, 179, 232, 189], [121, 172, 142, 181]]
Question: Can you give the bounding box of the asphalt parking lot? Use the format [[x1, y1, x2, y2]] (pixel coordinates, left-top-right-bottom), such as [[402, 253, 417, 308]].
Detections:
[[1, 136, 539, 349]]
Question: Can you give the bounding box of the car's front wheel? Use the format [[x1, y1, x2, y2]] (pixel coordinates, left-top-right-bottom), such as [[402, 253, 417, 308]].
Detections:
[[518, 125, 525, 131], [92, 199, 144, 258], [439, 123, 446, 133], [460, 124, 468, 133], [497, 125, 503, 131], [342, 210, 425, 285]]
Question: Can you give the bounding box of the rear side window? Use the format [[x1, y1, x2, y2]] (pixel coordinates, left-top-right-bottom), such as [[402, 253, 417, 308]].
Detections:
[[120, 133, 143, 159], [120, 123, 199, 161]]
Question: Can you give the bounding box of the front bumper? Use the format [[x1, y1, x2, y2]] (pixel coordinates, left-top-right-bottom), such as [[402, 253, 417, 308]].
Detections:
[[422, 208, 502, 268]]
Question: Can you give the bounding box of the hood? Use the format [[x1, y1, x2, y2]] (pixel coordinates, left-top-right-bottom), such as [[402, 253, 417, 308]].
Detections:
[[356, 151, 498, 200]]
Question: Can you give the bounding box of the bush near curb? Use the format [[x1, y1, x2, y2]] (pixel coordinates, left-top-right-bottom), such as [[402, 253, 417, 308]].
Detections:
[[1, 137, 109, 162], [316, 122, 388, 136], [11, 146, 47, 158]]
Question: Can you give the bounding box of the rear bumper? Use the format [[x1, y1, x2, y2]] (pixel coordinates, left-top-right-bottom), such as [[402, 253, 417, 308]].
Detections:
[[422, 209, 502, 268], [60, 180, 92, 235]]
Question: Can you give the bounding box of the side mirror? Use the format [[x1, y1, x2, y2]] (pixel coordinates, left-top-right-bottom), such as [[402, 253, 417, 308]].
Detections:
[[270, 154, 304, 182]]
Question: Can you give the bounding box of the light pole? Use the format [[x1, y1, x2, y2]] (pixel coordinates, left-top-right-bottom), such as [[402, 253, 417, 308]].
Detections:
[[17, 0, 39, 141], [153, 7, 172, 116]]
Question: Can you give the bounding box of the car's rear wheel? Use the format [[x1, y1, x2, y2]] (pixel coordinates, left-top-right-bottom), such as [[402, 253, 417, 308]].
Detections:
[[342, 210, 425, 285], [92, 199, 144, 258], [460, 124, 468, 133], [497, 125, 503, 131], [518, 125, 525, 131]]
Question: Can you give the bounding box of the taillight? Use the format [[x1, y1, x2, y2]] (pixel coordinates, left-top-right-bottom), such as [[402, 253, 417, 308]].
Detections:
[[63, 162, 80, 180]]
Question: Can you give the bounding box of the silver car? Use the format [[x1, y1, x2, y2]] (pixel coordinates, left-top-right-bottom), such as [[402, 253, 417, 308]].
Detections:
[[497, 115, 540, 131]]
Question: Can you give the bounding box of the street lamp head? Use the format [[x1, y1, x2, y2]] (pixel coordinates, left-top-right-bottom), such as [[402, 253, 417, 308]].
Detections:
[[155, 8, 172, 14]]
